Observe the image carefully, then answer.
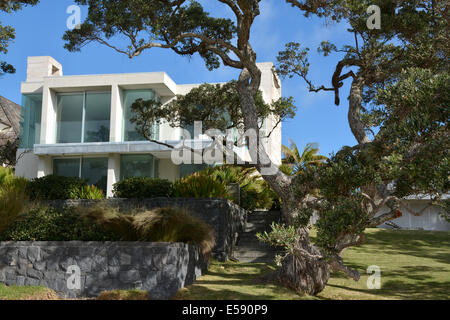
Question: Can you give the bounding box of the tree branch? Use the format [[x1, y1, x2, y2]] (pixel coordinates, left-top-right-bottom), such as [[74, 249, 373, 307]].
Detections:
[[329, 255, 361, 281]]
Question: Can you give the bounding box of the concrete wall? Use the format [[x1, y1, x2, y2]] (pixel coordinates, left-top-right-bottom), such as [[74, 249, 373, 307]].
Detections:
[[0, 242, 207, 299], [158, 159, 180, 182], [15, 150, 39, 180], [47, 198, 248, 262]]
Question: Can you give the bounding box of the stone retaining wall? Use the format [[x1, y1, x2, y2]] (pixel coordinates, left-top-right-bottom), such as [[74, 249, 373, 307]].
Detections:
[[47, 198, 248, 261], [0, 241, 207, 299]]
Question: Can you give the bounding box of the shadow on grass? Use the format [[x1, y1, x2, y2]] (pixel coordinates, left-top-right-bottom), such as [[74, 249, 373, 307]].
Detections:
[[361, 230, 450, 265]]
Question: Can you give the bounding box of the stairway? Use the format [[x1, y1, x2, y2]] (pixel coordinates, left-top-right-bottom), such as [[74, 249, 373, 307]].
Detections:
[[233, 210, 282, 263]]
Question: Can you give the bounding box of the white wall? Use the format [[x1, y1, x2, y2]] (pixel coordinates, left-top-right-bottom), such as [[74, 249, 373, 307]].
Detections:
[[376, 201, 450, 231], [158, 159, 180, 182], [15, 150, 39, 179]]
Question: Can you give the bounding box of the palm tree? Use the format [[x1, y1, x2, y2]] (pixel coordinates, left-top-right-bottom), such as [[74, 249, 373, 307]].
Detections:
[[280, 139, 328, 175]]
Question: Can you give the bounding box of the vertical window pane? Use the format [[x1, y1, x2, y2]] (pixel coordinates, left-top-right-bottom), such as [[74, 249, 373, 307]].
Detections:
[[123, 89, 159, 141], [19, 94, 42, 149], [56, 94, 83, 143], [81, 157, 108, 192], [120, 154, 154, 180], [84, 92, 111, 142], [53, 158, 80, 178]]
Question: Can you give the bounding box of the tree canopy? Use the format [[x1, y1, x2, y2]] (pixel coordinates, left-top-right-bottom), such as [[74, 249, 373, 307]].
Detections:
[[129, 80, 296, 143]]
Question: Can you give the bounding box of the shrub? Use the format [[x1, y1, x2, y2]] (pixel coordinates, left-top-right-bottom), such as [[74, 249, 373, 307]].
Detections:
[[80, 185, 104, 200], [172, 173, 230, 199], [0, 167, 29, 234], [79, 204, 138, 241], [25, 175, 103, 200], [113, 177, 173, 199], [196, 165, 279, 211], [81, 205, 215, 256], [0, 206, 118, 241], [0, 166, 15, 186], [133, 208, 215, 256]]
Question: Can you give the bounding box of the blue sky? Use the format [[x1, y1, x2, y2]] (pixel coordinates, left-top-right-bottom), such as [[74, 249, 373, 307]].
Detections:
[[0, 0, 358, 157]]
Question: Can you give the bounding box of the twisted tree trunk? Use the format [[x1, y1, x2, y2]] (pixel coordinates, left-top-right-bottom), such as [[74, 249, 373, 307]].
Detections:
[[270, 228, 330, 296], [237, 67, 332, 295]]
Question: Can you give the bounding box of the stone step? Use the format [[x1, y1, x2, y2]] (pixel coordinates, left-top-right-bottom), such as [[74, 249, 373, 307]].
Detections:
[[231, 211, 282, 264], [232, 251, 277, 263]]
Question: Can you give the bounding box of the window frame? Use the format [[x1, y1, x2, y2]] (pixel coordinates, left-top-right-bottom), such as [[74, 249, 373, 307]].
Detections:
[[52, 155, 109, 192], [55, 90, 111, 144]]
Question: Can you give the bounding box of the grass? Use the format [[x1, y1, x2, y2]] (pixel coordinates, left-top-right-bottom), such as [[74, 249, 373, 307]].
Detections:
[[97, 290, 149, 300], [174, 228, 450, 300], [0, 284, 59, 300]]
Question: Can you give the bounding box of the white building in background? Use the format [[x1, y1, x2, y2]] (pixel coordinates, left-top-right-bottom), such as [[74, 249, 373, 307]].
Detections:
[[15, 56, 282, 197], [376, 194, 450, 231]]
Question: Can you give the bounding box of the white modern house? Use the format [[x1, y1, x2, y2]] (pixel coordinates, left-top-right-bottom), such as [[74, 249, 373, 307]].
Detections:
[[15, 56, 282, 197]]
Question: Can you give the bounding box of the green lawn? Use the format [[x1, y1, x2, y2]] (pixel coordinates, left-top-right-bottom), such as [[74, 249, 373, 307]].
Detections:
[[0, 284, 59, 300], [175, 228, 450, 300], [1, 228, 448, 300]]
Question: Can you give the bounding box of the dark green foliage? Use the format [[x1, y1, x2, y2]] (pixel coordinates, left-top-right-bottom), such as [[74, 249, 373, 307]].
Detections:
[[128, 81, 295, 144], [314, 196, 370, 253], [0, 206, 118, 241], [63, 0, 237, 70], [25, 175, 104, 200], [113, 177, 173, 199], [131, 81, 295, 135]]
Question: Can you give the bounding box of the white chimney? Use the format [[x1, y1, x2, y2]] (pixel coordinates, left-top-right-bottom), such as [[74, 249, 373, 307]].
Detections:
[[26, 56, 63, 82]]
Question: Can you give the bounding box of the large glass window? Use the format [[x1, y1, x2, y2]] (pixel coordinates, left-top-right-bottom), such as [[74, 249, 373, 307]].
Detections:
[[56, 92, 111, 143], [56, 94, 83, 143], [120, 154, 158, 180], [53, 158, 80, 178], [19, 94, 42, 149], [123, 89, 159, 141], [84, 92, 111, 142], [81, 157, 108, 192], [53, 157, 108, 193]]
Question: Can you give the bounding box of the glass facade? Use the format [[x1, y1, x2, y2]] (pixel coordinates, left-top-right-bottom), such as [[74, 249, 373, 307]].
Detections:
[[180, 164, 209, 178], [19, 94, 42, 149], [120, 154, 158, 180], [123, 89, 160, 141], [56, 92, 111, 143], [53, 158, 80, 178], [53, 157, 108, 193]]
